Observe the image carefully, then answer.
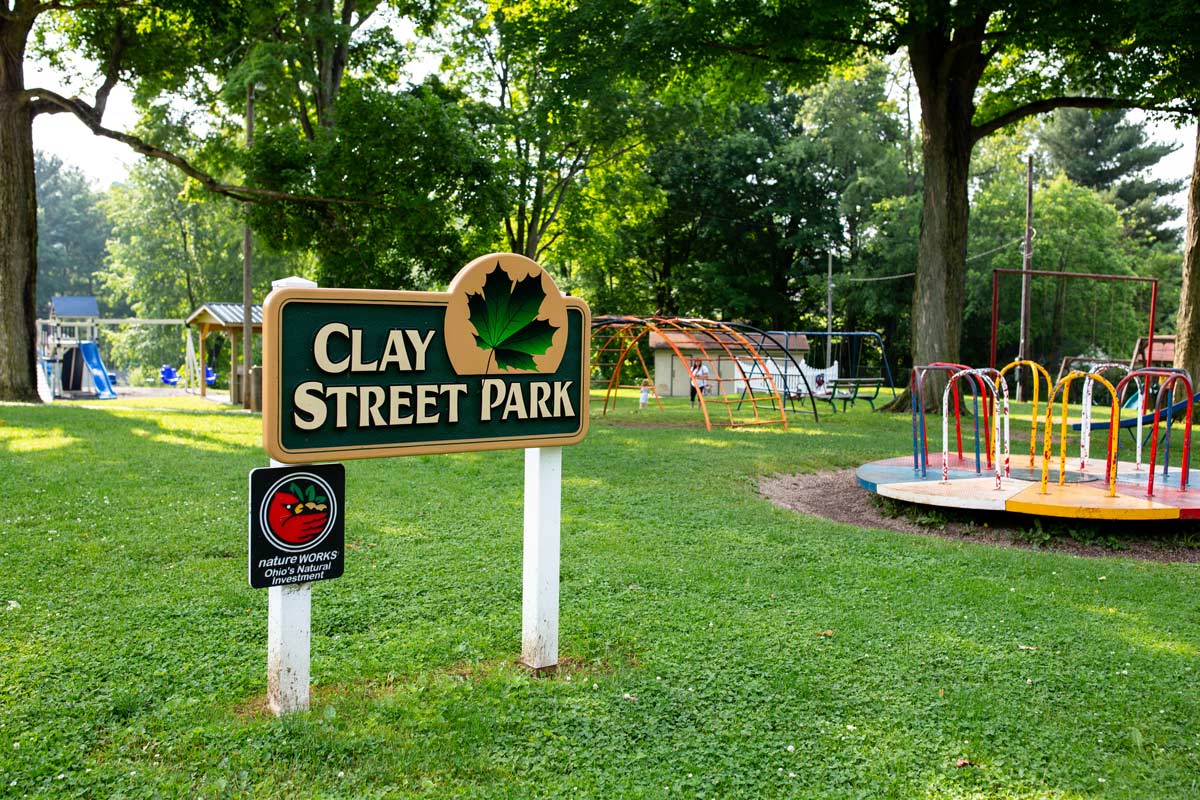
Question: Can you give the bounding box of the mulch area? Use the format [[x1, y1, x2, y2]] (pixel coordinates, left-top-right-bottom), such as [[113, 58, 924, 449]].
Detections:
[[759, 469, 1200, 564]]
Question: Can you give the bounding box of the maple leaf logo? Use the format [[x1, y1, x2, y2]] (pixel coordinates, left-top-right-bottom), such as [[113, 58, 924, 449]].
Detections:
[[467, 263, 558, 371]]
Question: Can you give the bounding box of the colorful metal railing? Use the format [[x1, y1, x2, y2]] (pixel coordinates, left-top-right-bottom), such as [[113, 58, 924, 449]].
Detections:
[[1113, 369, 1194, 496], [998, 360, 1052, 468], [1040, 371, 1120, 496], [940, 368, 1010, 488]]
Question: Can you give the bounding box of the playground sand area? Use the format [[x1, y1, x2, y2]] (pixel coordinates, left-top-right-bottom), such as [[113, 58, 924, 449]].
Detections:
[[61, 385, 236, 403], [760, 469, 1200, 564]]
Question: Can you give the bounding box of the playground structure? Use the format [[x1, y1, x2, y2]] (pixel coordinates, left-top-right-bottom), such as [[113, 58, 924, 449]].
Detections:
[[856, 359, 1200, 521], [990, 268, 1159, 377], [37, 296, 194, 401], [591, 319, 897, 428], [590, 316, 809, 430], [37, 296, 117, 401]]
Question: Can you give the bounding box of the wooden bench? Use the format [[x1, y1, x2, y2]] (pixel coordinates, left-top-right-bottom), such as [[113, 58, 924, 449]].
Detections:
[[826, 377, 884, 412]]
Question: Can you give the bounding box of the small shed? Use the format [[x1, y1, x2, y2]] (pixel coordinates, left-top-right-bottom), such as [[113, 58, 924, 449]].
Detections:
[[1130, 335, 1175, 369], [185, 303, 263, 399], [649, 330, 809, 397]]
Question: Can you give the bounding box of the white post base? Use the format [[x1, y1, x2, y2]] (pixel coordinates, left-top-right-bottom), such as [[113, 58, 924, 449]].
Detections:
[[521, 446, 561, 671], [268, 582, 311, 715]]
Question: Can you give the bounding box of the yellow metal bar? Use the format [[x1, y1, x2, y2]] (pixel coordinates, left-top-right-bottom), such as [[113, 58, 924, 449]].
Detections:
[[999, 359, 1051, 466]]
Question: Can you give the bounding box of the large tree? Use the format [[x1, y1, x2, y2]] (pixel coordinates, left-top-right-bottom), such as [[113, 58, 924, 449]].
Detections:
[[1173, 124, 1200, 379], [516, 0, 1200, 407], [0, 1, 337, 402], [229, 2, 507, 287], [3, 1, 477, 402], [638, 89, 839, 327], [439, 2, 651, 264]]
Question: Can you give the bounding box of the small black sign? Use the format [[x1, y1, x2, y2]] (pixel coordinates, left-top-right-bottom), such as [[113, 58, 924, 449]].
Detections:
[[248, 463, 344, 589]]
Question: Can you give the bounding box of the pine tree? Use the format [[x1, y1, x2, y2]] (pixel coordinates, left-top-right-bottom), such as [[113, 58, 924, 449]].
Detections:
[[1041, 108, 1184, 246]]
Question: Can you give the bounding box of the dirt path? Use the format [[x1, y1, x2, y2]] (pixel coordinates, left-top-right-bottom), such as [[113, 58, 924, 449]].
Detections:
[[759, 469, 1200, 563]]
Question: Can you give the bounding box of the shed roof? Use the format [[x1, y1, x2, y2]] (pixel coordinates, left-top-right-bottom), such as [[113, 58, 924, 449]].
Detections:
[[1133, 335, 1175, 366], [186, 303, 264, 330], [51, 296, 99, 318]]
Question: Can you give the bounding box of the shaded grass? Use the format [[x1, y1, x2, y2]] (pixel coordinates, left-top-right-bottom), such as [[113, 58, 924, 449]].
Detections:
[[0, 395, 1198, 798]]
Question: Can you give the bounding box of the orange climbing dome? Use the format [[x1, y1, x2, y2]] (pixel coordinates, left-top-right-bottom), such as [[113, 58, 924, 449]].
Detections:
[[591, 316, 822, 430]]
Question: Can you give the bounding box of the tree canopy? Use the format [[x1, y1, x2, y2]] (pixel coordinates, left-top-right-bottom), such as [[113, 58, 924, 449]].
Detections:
[[3, 0, 1199, 405], [507, 0, 1200, 406], [1042, 108, 1184, 246]]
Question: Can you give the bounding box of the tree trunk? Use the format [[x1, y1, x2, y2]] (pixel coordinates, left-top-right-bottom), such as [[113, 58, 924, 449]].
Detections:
[[882, 28, 981, 411], [1174, 122, 1200, 379], [0, 17, 38, 402]]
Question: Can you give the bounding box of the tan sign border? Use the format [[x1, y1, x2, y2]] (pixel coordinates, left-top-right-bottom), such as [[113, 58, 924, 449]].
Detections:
[[262, 287, 591, 463]]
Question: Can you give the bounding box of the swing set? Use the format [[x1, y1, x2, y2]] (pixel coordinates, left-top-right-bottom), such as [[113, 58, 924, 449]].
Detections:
[[989, 268, 1159, 375]]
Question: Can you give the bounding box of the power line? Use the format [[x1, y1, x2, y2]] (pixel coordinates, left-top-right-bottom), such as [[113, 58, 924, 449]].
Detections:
[[834, 229, 1036, 283], [844, 272, 915, 283], [966, 231, 1035, 262]]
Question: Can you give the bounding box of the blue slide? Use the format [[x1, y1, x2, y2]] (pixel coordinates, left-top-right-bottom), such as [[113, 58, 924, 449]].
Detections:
[[1072, 390, 1200, 446], [78, 341, 117, 399]]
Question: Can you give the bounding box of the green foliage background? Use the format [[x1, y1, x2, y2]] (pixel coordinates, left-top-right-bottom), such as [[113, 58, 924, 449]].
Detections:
[[30, 3, 1192, 382]]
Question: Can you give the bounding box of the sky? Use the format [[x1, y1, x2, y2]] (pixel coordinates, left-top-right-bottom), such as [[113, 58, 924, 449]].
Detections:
[[27, 52, 1198, 220], [28, 59, 139, 187]]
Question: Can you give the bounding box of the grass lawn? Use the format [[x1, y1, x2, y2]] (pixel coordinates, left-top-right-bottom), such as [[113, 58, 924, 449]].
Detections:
[[1, 391, 1198, 799]]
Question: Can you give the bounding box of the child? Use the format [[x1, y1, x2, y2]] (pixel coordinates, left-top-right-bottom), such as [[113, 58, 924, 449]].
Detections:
[[639, 378, 651, 410], [689, 358, 709, 407]]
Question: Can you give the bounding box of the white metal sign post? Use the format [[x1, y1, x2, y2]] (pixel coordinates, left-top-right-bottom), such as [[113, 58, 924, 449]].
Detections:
[[522, 446, 561, 671], [267, 560, 311, 714], [266, 275, 318, 715]]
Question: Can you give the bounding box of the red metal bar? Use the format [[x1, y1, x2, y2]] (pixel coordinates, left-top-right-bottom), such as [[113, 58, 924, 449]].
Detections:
[[1145, 281, 1158, 414], [992, 268, 1160, 283], [1113, 369, 1193, 495]]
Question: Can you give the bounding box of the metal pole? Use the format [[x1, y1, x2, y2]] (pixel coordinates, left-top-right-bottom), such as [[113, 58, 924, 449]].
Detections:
[[265, 275, 318, 716], [242, 83, 255, 408], [826, 252, 833, 367], [1145, 281, 1158, 414], [990, 270, 1000, 370], [1018, 155, 1033, 401], [522, 446, 561, 672]]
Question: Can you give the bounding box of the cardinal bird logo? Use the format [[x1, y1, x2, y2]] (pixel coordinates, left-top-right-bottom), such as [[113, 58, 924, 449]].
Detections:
[[259, 474, 336, 552]]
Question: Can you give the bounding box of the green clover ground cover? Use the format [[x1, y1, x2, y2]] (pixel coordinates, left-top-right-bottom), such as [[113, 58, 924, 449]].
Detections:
[[1, 395, 1198, 799]]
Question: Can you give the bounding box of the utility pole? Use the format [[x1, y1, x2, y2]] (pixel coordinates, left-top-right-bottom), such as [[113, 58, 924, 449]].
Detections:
[[826, 252, 833, 367], [1018, 155, 1033, 401], [242, 83, 256, 409]]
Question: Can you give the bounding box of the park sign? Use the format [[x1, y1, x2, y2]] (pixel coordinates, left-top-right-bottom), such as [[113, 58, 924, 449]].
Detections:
[[248, 462, 344, 589], [262, 253, 590, 462]]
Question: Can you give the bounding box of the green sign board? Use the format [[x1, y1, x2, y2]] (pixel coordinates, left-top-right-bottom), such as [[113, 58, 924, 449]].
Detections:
[[263, 254, 590, 462]]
